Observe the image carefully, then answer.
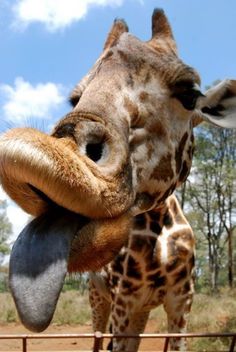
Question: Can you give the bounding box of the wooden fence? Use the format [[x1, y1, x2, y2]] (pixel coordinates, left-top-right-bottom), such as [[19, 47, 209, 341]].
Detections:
[[0, 331, 235, 352]]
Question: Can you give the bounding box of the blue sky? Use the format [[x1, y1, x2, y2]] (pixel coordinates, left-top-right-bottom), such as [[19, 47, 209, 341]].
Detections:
[[0, 0, 235, 247]]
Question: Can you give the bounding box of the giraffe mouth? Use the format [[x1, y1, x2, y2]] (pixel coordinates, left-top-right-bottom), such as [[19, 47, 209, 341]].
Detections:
[[9, 201, 131, 333]]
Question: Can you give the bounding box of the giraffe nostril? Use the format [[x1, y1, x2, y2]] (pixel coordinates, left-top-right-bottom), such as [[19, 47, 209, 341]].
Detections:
[[85, 142, 105, 162]]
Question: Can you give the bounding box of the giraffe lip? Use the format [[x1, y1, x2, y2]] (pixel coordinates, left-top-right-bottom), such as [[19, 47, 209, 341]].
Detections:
[[27, 184, 73, 214], [27, 184, 58, 209]]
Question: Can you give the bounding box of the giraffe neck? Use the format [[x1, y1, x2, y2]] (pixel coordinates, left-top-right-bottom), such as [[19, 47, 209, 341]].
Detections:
[[89, 195, 195, 351]]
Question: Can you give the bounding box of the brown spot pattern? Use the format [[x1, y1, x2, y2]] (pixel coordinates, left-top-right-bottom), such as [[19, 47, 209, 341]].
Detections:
[[139, 91, 149, 102], [179, 160, 190, 183], [166, 257, 182, 272], [124, 96, 140, 124], [118, 49, 129, 62], [148, 119, 167, 139], [151, 153, 174, 181], [175, 132, 188, 174], [163, 210, 173, 228]]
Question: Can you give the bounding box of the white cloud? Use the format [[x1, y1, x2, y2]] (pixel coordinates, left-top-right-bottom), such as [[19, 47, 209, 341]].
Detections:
[[13, 0, 124, 31], [0, 77, 65, 123]]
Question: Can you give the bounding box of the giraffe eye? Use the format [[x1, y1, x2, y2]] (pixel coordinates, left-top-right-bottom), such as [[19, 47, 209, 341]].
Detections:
[[69, 95, 81, 107], [69, 86, 83, 107], [175, 90, 202, 110], [172, 80, 204, 111]]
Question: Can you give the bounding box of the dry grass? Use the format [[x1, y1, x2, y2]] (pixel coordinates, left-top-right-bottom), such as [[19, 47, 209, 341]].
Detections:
[[0, 289, 235, 350], [189, 289, 236, 351], [0, 292, 18, 323], [190, 289, 236, 332], [149, 288, 236, 351], [53, 291, 91, 325]]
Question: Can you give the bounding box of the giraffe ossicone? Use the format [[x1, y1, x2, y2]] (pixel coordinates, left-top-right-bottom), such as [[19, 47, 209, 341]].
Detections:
[[0, 8, 235, 334]]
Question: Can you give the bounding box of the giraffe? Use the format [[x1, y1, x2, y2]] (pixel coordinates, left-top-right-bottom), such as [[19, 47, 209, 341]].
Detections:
[[89, 194, 195, 351], [0, 8, 235, 334]]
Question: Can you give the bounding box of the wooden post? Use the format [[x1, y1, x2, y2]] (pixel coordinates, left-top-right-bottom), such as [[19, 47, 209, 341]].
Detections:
[[163, 336, 169, 352], [230, 335, 236, 352], [93, 331, 103, 352], [22, 337, 27, 352]]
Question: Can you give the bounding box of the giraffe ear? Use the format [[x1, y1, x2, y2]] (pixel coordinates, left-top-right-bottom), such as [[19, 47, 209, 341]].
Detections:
[[104, 18, 129, 50], [193, 80, 236, 128]]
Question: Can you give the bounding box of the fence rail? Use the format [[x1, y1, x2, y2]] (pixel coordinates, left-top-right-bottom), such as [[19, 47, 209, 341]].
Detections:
[[0, 331, 235, 352]]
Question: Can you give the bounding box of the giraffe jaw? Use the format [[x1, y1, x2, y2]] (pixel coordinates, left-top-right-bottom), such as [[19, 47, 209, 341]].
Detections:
[[9, 207, 131, 332]]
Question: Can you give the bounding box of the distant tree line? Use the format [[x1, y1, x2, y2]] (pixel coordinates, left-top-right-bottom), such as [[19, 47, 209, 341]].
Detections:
[[0, 200, 12, 292], [0, 201, 11, 266], [178, 124, 236, 292]]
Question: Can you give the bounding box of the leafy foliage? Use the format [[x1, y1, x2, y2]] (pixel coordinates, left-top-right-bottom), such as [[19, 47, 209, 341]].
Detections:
[[178, 125, 236, 291], [0, 200, 12, 265]]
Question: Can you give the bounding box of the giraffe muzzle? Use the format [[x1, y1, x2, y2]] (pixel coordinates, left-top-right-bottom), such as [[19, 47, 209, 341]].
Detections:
[[0, 127, 132, 332], [0, 127, 134, 218]]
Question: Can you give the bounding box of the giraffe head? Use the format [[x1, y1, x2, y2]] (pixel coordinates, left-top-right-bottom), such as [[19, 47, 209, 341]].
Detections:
[[0, 9, 235, 332]]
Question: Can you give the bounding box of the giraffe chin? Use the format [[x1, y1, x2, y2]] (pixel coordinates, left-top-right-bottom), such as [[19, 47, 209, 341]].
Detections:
[[9, 207, 131, 333]]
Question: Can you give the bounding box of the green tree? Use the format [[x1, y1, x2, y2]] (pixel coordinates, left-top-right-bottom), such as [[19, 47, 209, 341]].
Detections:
[[184, 125, 236, 292], [0, 200, 12, 265]]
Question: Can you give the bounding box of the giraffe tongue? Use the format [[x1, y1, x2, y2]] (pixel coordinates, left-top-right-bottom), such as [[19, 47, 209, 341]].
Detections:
[[9, 209, 87, 333]]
